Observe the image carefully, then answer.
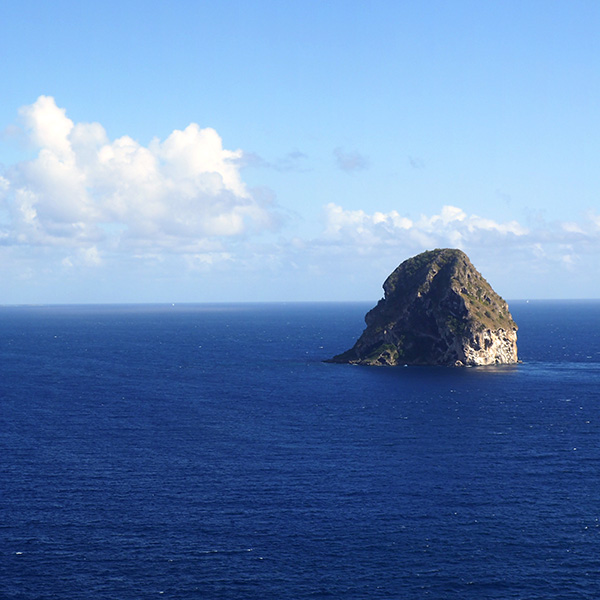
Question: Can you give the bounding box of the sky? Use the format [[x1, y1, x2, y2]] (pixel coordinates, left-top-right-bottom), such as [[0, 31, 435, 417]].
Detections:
[[1, 0, 600, 303]]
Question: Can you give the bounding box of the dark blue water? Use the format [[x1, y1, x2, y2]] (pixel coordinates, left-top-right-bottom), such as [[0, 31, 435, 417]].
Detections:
[[2, 301, 600, 599]]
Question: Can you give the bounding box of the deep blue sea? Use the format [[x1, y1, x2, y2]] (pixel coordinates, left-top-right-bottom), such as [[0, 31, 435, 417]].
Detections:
[[2, 300, 600, 599]]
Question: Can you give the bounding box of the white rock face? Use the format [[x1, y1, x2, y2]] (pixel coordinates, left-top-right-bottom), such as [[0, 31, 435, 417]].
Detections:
[[459, 328, 519, 366]]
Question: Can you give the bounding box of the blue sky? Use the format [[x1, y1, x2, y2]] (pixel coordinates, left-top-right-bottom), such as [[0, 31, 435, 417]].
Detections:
[[1, 0, 599, 303]]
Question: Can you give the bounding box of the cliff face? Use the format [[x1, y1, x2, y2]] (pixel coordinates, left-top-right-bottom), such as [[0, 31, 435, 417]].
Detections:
[[328, 248, 518, 366]]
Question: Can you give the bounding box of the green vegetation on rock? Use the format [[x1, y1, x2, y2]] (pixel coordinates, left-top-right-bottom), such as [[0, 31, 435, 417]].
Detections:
[[327, 248, 518, 367]]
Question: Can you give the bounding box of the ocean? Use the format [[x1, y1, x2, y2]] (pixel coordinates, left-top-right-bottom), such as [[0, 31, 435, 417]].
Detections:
[[2, 300, 600, 599]]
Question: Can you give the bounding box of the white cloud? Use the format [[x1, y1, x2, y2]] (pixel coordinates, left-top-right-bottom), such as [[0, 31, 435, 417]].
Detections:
[[2, 96, 278, 257], [532, 243, 545, 258], [323, 203, 528, 250], [19, 95, 74, 155], [324, 203, 413, 237], [561, 251, 576, 267], [184, 251, 234, 271], [82, 245, 102, 266], [0, 175, 9, 195], [3, 97, 600, 302], [155, 123, 247, 197], [62, 245, 103, 268], [562, 221, 585, 234], [314, 203, 600, 298], [587, 212, 600, 230]]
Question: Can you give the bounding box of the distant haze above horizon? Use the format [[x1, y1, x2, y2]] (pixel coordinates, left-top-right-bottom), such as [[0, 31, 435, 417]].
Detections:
[[1, 1, 599, 303]]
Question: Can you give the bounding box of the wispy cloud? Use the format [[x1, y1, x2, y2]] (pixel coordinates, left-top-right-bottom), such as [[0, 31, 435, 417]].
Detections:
[[238, 149, 308, 172], [408, 156, 425, 169], [333, 147, 369, 172]]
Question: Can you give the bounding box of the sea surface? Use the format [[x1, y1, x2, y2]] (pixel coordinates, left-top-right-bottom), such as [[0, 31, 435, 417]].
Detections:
[[2, 300, 600, 599]]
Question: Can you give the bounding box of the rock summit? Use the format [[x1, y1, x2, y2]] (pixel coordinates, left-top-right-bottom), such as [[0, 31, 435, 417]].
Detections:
[[328, 248, 518, 366]]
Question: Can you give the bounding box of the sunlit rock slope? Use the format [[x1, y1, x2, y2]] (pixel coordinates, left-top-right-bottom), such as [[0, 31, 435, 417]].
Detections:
[[328, 248, 518, 366]]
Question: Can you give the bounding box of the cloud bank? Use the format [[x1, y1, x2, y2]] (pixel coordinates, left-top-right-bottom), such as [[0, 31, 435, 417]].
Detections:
[[2, 97, 600, 301], [1, 96, 277, 261], [323, 203, 529, 250], [318, 203, 600, 268], [312, 203, 600, 299]]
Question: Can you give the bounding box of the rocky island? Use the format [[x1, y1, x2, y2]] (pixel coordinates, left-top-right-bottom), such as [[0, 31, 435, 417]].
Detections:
[[328, 248, 518, 367]]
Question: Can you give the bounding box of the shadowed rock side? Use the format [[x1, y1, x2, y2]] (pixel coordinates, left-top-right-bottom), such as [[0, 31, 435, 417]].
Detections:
[[328, 248, 518, 366]]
